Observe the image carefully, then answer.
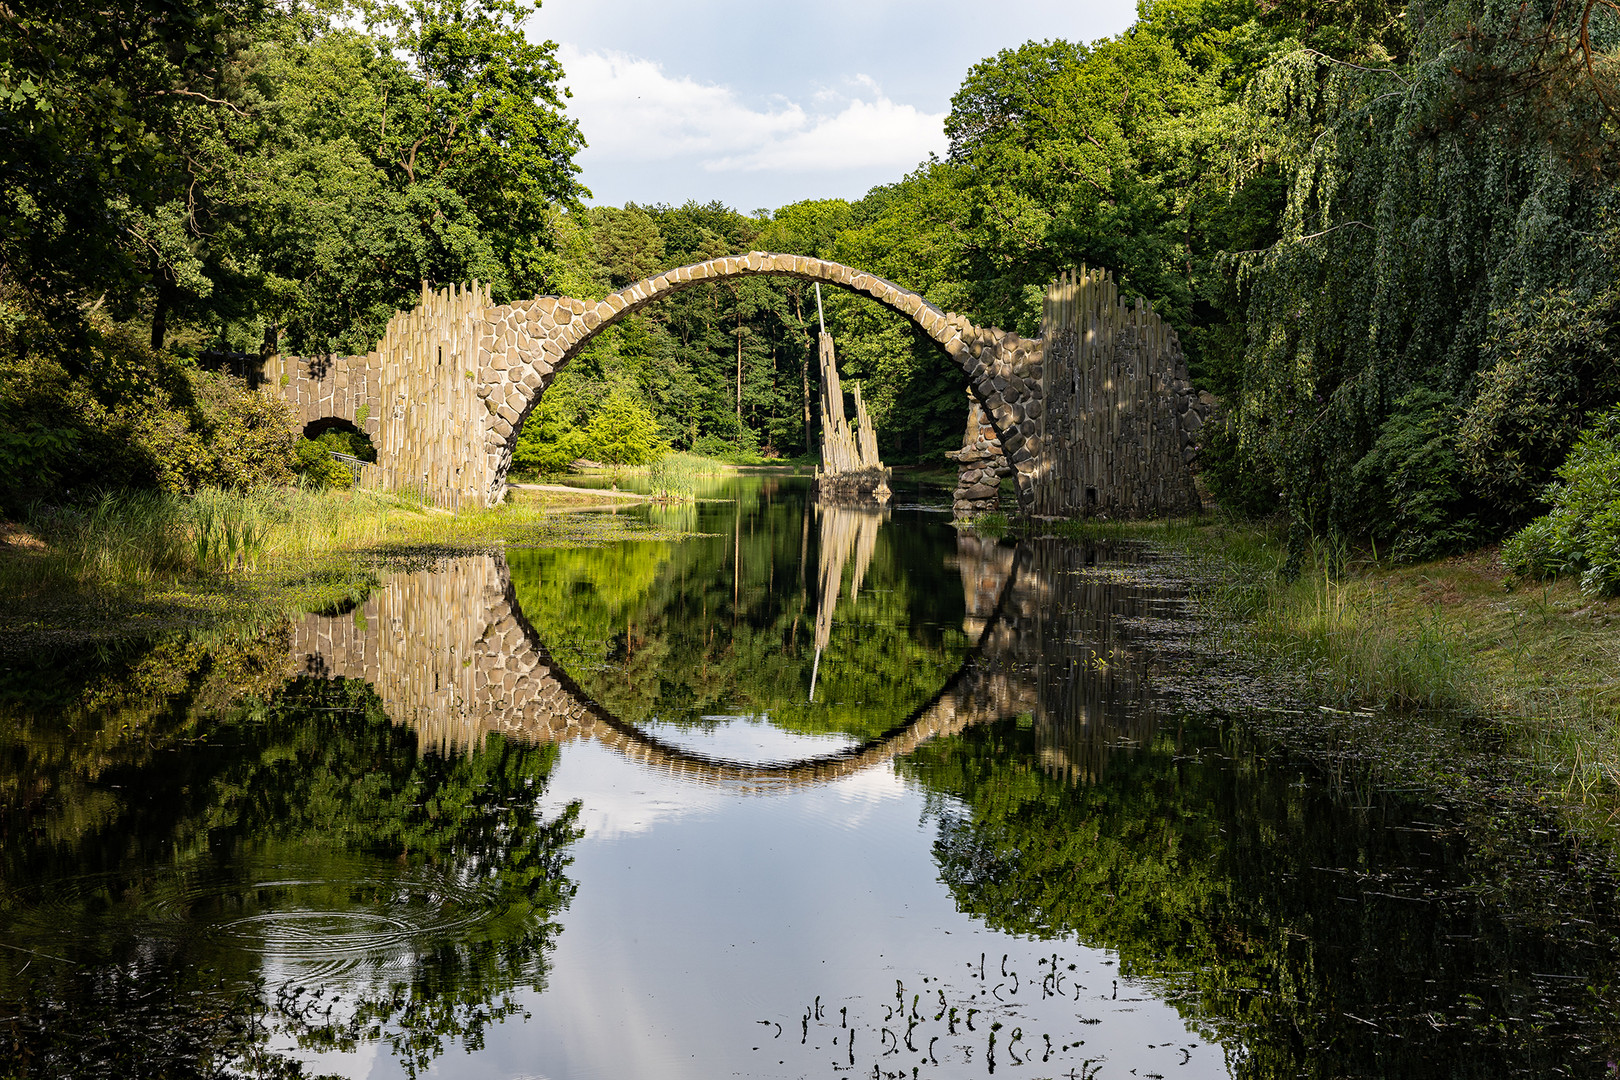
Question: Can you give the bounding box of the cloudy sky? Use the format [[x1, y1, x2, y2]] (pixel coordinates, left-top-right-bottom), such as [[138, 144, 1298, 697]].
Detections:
[[526, 0, 1139, 212]]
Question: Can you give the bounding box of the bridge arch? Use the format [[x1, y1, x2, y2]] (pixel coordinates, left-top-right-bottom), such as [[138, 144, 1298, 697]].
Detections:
[[474, 253, 1044, 511], [267, 257, 1209, 518]]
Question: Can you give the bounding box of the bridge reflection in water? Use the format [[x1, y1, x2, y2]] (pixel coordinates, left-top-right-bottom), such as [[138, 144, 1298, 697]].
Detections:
[[292, 510, 1192, 789]]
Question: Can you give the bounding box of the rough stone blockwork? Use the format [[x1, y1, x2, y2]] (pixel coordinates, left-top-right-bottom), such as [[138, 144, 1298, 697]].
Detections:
[[946, 392, 1011, 518], [261, 352, 384, 441]]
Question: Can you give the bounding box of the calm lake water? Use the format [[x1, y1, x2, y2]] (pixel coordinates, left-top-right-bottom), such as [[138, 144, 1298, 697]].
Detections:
[[3, 476, 1620, 1078]]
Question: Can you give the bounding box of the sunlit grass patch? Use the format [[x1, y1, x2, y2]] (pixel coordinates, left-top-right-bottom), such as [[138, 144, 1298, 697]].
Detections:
[[0, 485, 680, 640]]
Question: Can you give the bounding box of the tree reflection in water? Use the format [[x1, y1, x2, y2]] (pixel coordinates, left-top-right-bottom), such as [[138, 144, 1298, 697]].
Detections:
[[902, 707, 1620, 1076], [0, 671, 580, 1078], [7, 477, 1620, 1078], [507, 485, 972, 742]]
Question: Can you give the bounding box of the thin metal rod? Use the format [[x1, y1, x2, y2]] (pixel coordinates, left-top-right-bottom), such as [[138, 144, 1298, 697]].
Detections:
[[814, 283, 826, 335]]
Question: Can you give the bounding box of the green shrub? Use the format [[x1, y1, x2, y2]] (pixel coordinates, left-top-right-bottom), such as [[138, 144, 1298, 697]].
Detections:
[[1352, 388, 1476, 562], [293, 429, 377, 489], [0, 321, 295, 509], [1458, 285, 1620, 522], [1502, 405, 1620, 596], [295, 440, 354, 489], [1199, 414, 1279, 519], [118, 368, 297, 493], [0, 404, 80, 509], [513, 425, 585, 476], [580, 387, 666, 465]]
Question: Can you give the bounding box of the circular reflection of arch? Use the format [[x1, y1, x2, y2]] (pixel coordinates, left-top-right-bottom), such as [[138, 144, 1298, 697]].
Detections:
[[498, 546, 1027, 790]]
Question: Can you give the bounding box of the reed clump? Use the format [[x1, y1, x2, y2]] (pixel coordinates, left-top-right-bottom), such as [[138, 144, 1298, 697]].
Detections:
[[641, 452, 728, 499], [1202, 542, 1469, 712], [0, 482, 680, 609], [2, 488, 384, 594]]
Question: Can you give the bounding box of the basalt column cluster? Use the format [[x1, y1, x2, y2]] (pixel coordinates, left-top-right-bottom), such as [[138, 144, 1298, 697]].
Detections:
[[813, 331, 891, 502], [944, 266, 1210, 520], [1035, 268, 1211, 518]]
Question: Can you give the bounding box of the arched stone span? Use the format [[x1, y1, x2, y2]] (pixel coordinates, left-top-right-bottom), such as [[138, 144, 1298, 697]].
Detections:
[[264, 258, 1208, 517], [474, 252, 1046, 512]]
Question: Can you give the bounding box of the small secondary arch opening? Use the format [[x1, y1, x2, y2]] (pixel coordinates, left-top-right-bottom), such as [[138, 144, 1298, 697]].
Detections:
[[297, 416, 378, 488]]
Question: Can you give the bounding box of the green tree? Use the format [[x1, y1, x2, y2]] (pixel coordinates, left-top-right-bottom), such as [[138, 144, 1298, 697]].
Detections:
[[580, 386, 666, 465], [1235, 0, 1620, 553], [0, 0, 283, 352], [254, 0, 588, 353]]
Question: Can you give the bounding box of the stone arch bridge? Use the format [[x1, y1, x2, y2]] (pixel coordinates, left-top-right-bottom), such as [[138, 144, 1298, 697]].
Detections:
[[264, 254, 1210, 518], [287, 534, 1187, 790]]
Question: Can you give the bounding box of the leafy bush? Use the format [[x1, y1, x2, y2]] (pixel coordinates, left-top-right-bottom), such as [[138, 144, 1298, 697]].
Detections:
[[1352, 389, 1476, 563], [294, 429, 378, 489], [1502, 405, 1620, 596], [0, 404, 80, 507], [1458, 285, 1620, 523], [111, 368, 297, 494], [581, 387, 666, 465], [0, 320, 295, 511], [1199, 415, 1279, 519]]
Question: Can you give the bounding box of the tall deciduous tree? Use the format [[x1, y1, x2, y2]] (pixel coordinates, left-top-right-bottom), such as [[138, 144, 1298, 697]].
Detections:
[[258, 0, 588, 353], [0, 0, 279, 353]]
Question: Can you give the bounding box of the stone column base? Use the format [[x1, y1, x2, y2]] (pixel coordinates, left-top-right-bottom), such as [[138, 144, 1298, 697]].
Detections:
[[815, 466, 892, 503]]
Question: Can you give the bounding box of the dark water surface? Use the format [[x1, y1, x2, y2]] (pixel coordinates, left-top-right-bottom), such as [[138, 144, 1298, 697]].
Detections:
[[3, 477, 1620, 1078]]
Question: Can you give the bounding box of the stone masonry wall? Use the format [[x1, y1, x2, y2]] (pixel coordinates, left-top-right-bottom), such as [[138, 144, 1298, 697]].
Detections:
[[946, 392, 1011, 518], [262, 352, 383, 441]]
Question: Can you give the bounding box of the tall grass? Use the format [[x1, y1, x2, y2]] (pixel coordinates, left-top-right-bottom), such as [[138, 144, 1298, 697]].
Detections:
[[645, 452, 727, 499], [2, 482, 669, 604], [1181, 527, 1471, 711], [4, 486, 411, 595]]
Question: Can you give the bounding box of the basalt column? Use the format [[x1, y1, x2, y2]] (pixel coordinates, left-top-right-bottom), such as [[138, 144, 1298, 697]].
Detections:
[[813, 330, 891, 502], [1035, 268, 1211, 518]]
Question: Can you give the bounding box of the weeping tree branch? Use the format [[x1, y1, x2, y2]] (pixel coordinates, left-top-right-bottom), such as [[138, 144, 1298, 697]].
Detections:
[[1579, 0, 1620, 128]]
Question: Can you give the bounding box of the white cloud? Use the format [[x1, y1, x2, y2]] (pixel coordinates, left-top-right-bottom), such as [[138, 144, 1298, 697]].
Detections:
[[559, 44, 946, 177], [706, 95, 945, 172]]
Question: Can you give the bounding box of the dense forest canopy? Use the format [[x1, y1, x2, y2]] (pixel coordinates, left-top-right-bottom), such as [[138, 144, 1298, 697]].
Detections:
[[1, 0, 1617, 559]]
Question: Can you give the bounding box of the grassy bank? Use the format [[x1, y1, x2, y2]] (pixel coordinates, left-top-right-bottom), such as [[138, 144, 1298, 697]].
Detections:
[[0, 485, 666, 642], [1043, 516, 1620, 807]]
